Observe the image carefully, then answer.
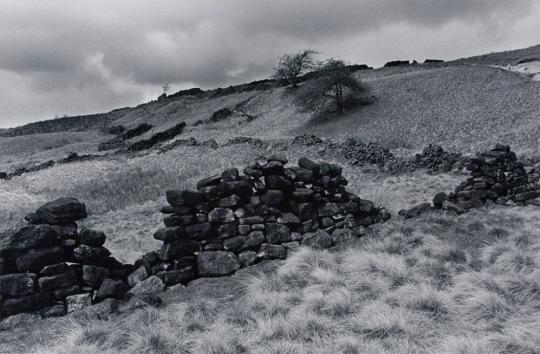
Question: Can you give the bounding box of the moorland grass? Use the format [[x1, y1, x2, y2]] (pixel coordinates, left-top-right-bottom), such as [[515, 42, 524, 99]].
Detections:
[[2, 206, 540, 353]]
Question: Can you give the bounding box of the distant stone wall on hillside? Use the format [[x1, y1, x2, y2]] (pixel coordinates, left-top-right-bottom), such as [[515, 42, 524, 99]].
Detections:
[[0, 113, 117, 137]]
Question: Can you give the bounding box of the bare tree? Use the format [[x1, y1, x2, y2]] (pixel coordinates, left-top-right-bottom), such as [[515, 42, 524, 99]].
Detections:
[[297, 58, 367, 115], [162, 83, 170, 96], [273, 49, 319, 87]]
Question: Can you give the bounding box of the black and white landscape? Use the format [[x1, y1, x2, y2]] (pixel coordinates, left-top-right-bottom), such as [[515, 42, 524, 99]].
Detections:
[[1, 1, 540, 353]]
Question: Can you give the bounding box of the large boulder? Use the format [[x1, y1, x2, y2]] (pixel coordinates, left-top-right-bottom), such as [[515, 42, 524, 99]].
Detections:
[[208, 208, 235, 223], [127, 266, 148, 288], [0, 273, 36, 297], [15, 246, 65, 273], [35, 198, 87, 224], [196, 175, 222, 189], [298, 157, 320, 174], [39, 263, 69, 276], [163, 214, 194, 227], [40, 304, 66, 318], [119, 294, 162, 313], [1, 292, 52, 316], [258, 244, 287, 260], [155, 268, 195, 285], [302, 230, 334, 249], [261, 190, 284, 206], [153, 227, 188, 242], [78, 229, 106, 246], [218, 181, 253, 198], [238, 251, 259, 266], [72, 245, 110, 263], [95, 279, 129, 301], [82, 265, 109, 288], [265, 175, 293, 193], [38, 269, 78, 292], [265, 223, 291, 244], [398, 203, 433, 219], [0, 225, 60, 253], [159, 240, 202, 261], [128, 275, 165, 295], [166, 190, 205, 207], [66, 293, 92, 313], [185, 222, 213, 239], [197, 251, 241, 276], [432, 192, 448, 209], [70, 298, 119, 320]]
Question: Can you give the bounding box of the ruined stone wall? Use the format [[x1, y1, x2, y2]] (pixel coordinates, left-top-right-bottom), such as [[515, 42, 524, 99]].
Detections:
[[139, 155, 390, 286], [0, 198, 131, 319], [0, 156, 390, 320]]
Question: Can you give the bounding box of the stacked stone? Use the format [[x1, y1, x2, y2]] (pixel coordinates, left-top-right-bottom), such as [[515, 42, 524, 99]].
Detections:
[[0, 198, 131, 319], [146, 156, 390, 285], [414, 144, 463, 173], [448, 144, 540, 209], [339, 139, 394, 167], [292, 134, 325, 146]]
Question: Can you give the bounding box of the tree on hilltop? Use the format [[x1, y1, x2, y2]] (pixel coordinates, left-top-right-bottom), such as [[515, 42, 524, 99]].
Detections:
[[273, 49, 319, 87], [297, 58, 367, 114]]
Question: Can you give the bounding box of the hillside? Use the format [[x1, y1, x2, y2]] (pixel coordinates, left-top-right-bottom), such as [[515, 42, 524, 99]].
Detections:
[[453, 44, 540, 66], [1, 45, 540, 353]]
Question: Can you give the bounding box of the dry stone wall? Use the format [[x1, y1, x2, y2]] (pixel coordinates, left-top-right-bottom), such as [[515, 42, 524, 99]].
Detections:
[[139, 155, 391, 285], [447, 144, 540, 208], [399, 144, 540, 218], [0, 198, 132, 319], [0, 157, 390, 321]]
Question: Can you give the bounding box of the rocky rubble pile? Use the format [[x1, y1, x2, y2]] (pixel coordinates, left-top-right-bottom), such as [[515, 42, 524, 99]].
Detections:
[[292, 134, 324, 146], [448, 144, 540, 208], [137, 156, 390, 286], [98, 123, 153, 151], [158, 137, 219, 153], [414, 144, 464, 173], [0, 198, 132, 319], [292, 134, 466, 174], [224, 136, 268, 148], [399, 144, 540, 218], [338, 138, 394, 167], [127, 122, 187, 152]]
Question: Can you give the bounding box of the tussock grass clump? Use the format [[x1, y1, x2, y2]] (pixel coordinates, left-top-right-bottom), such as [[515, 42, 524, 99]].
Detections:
[[3, 198, 540, 354]]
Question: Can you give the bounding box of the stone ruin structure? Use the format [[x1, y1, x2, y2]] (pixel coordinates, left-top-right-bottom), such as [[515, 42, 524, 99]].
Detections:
[[292, 134, 466, 174], [140, 155, 391, 283], [0, 157, 390, 320], [447, 144, 540, 207], [400, 144, 540, 218], [0, 198, 133, 319]]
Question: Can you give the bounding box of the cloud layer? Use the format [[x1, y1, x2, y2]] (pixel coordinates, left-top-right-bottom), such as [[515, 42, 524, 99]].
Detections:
[[1, 0, 539, 127]]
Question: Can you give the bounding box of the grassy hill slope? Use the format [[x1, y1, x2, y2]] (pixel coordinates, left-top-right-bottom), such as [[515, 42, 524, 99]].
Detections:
[[453, 44, 540, 66], [309, 64, 540, 153]]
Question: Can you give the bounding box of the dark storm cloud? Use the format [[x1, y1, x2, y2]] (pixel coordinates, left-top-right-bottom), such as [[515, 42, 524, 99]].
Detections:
[[0, 0, 538, 127]]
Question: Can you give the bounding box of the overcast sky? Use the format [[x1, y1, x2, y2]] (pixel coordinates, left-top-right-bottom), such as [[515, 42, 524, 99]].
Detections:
[[0, 0, 539, 128]]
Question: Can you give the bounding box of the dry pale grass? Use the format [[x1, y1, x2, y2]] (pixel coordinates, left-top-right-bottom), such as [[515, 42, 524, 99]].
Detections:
[[4, 205, 540, 354], [308, 65, 540, 155], [0, 130, 106, 170]]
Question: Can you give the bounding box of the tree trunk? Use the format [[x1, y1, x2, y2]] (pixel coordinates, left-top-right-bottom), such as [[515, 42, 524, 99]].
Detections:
[[336, 83, 344, 114]]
